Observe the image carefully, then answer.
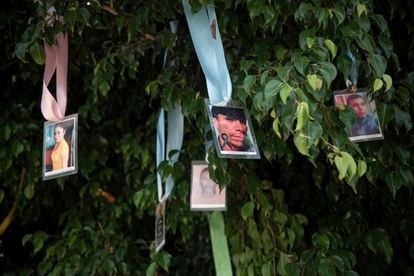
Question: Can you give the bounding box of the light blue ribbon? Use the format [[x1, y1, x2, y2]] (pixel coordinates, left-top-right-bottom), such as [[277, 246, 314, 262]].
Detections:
[[182, 0, 232, 105], [156, 21, 184, 203], [347, 50, 358, 86], [156, 106, 184, 203], [183, 2, 233, 273]]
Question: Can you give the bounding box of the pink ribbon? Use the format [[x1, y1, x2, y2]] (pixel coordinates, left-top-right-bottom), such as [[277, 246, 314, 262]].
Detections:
[[41, 7, 68, 122]]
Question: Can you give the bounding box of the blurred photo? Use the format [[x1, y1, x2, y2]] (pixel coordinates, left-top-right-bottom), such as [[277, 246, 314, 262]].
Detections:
[[190, 161, 226, 211]]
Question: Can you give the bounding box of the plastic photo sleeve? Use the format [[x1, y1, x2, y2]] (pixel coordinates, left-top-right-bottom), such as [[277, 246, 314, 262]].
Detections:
[[42, 113, 78, 180], [204, 99, 260, 159], [190, 161, 226, 211], [333, 89, 384, 142]]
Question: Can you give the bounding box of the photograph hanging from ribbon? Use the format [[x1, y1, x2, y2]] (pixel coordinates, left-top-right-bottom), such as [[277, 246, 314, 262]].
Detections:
[[182, 2, 234, 274], [182, 0, 260, 160], [42, 6, 78, 180], [333, 50, 384, 143], [155, 20, 184, 253]]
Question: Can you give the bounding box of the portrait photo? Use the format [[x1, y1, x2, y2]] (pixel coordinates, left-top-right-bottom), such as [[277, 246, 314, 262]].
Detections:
[[205, 99, 260, 159], [334, 89, 383, 142], [190, 161, 226, 211], [42, 114, 78, 180]]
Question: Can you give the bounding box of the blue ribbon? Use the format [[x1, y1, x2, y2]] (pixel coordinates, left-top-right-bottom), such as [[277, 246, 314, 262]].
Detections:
[[182, 0, 232, 105], [347, 50, 358, 86], [183, 2, 233, 273], [156, 21, 184, 203]]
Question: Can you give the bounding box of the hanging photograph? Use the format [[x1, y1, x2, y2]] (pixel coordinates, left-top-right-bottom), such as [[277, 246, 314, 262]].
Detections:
[[190, 161, 226, 211], [155, 201, 166, 252], [333, 89, 383, 142], [42, 114, 78, 180], [205, 99, 260, 159]]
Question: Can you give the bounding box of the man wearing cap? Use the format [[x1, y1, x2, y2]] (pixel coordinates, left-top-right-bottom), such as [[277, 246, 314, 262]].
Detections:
[[346, 93, 380, 137], [211, 106, 253, 152]]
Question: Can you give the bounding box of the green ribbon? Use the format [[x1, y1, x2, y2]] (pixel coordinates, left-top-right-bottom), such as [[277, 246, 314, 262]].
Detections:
[[209, 212, 233, 275]]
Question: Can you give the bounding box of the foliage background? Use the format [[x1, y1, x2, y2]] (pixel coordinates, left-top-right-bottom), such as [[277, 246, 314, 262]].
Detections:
[[1, 0, 414, 275]]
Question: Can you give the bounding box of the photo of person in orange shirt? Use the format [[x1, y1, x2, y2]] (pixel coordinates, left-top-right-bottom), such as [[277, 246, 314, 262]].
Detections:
[[43, 114, 78, 180]]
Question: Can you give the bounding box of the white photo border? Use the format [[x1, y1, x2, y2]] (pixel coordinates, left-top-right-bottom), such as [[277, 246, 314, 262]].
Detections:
[[333, 89, 384, 142], [204, 99, 261, 159], [42, 113, 78, 180], [190, 160, 226, 211]]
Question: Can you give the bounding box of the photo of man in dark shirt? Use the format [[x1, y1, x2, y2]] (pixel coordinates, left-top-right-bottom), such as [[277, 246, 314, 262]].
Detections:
[[346, 93, 381, 137]]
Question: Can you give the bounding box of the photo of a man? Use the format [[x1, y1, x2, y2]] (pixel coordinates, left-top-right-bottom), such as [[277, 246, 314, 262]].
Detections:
[[205, 100, 260, 159], [212, 106, 252, 152], [346, 93, 380, 136], [334, 90, 383, 142]]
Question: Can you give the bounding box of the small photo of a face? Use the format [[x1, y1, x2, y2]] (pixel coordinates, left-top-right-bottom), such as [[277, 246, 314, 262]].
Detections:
[[43, 114, 78, 180], [334, 90, 383, 142], [190, 161, 226, 211], [205, 99, 260, 159]]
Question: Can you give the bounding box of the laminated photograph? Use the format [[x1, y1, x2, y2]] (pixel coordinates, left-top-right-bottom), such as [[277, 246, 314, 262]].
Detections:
[[205, 99, 260, 159], [155, 201, 166, 252], [333, 89, 384, 142], [190, 161, 226, 211], [42, 114, 78, 180]]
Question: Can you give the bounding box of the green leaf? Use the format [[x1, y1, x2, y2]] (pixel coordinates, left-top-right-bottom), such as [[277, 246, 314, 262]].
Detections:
[[293, 52, 310, 76], [277, 66, 291, 82], [295, 102, 310, 131], [22, 234, 32, 246], [243, 75, 256, 94], [307, 74, 323, 91], [247, 219, 261, 242], [312, 233, 330, 250], [329, 255, 345, 272], [357, 160, 367, 177], [24, 183, 34, 199], [324, 39, 337, 58], [240, 60, 255, 74], [382, 74, 392, 91], [357, 3, 367, 17], [264, 79, 281, 99], [146, 262, 157, 276], [306, 37, 315, 48], [319, 62, 337, 87], [386, 173, 402, 199], [318, 258, 335, 276], [272, 118, 282, 138], [29, 42, 45, 65], [334, 155, 348, 180], [33, 232, 45, 254], [365, 228, 394, 264], [280, 82, 293, 105], [368, 54, 387, 77], [341, 151, 357, 177], [277, 251, 289, 276], [15, 42, 29, 61], [373, 78, 383, 92], [241, 201, 255, 221], [294, 132, 309, 156]]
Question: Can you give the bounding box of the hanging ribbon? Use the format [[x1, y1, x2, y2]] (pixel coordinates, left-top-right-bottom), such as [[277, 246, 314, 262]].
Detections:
[[156, 106, 184, 203], [209, 211, 233, 275], [156, 21, 184, 203], [346, 50, 358, 91], [41, 6, 68, 122], [183, 1, 233, 272], [182, 0, 232, 105]]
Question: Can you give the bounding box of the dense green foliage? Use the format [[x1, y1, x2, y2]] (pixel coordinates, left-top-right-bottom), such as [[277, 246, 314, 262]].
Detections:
[[1, 0, 414, 275]]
